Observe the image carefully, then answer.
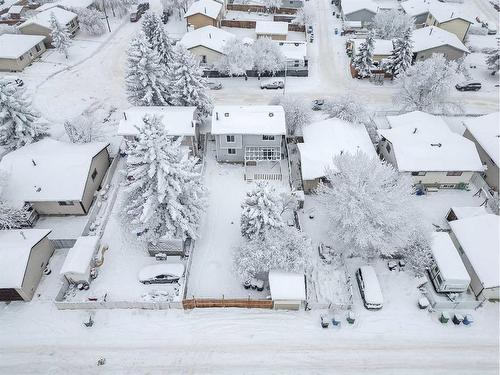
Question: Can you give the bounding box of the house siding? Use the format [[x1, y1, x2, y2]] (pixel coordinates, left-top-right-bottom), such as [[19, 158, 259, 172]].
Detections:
[[463, 129, 498, 192], [414, 45, 467, 61], [343, 9, 376, 26], [186, 13, 218, 29], [215, 134, 283, 162], [19, 17, 79, 46], [0, 41, 46, 72], [426, 14, 470, 41], [19, 236, 54, 301], [188, 45, 224, 65]]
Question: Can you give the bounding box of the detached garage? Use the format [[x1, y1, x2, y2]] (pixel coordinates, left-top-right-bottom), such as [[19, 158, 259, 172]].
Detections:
[[269, 271, 306, 310], [0, 229, 54, 302]]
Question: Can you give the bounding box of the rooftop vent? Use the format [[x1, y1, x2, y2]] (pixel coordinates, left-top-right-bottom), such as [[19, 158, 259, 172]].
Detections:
[[224, 112, 229, 117], [123, 112, 127, 120], [269, 112, 274, 117], [413, 128, 417, 134], [31, 159, 36, 166], [430, 143, 442, 147]]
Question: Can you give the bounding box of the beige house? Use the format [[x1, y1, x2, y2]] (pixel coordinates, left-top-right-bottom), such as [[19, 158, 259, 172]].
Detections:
[[0, 229, 54, 301], [18, 7, 79, 46], [179, 25, 235, 65], [255, 21, 288, 40], [412, 26, 469, 61], [0, 34, 46, 72], [378, 111, 484, 188], [463, 113, 500, 192], [0, 139, 110, 216], [185, 0, 224, 29]]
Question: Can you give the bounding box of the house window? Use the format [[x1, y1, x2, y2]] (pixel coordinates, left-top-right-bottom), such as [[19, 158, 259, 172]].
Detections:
[[226, 135, 235, 143], [35, 44, 41, 53], [262, 135, 275, 141], [227, 148, 236, 155], [411, 171, 427, 176], [385, 143, 391, 153], [19, 55, 24, 61], [201, 55, 207, 64], [446, 171, 463, 176], [58, 201, 74, 206], [91, 168, 98, 181]]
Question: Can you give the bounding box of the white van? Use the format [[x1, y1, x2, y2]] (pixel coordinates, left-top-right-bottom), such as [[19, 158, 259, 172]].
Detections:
[[356, 266, 383, 309]]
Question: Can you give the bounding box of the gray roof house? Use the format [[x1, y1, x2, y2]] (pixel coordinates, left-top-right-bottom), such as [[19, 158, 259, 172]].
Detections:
[[341, 0, 378, 26]]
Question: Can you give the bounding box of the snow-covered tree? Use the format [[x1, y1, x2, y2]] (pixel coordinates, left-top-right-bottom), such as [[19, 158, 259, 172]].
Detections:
[[395, 53, 458, 111], [316, 151, 421, 258], [71, 7, 107, 36], [141, 11, 174, 67], [324, 94, 370, 124], [64, 111, 101, 143], [389, 28, 413, 78], [234, 226, 313, 281], [125, 31, 168, 106], [398, 228, 433, 276], [485, 48, 499, 75], [252, 37, 285, 76], [352, 31, 374, 78], [270, 95, 312, 136], [373, 9, 414, 39], [240, 182, 295, 240], [293, 5, 315, 26], [0, 201, 30, 230], [162, 0, 192, 19], [123, 115, 206, 243], [262, 0, 282, 11], [215, 38, 255, 76], [0, 25, 19, 36], [97, 0, 134, 17], [49, 13, 72, 58], [0, 79, 47, 150], [167, 45, 212, 116]]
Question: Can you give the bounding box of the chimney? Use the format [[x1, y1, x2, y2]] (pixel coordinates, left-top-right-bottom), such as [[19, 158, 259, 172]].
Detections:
[[430, 143, 442, 147], [123, 112, 127, 120], [32, 159, 37, 166], [209, 33, 212, 39], [413, 128, 417, 134]]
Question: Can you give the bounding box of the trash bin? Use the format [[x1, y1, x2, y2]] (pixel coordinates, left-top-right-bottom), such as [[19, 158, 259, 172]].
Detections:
[[321, 315, 330, 328], [418, 297, 430, 309], [463, 314, 474, 325], [332, 315, 341, 326], [452, 313, 464, 325], [439, 312, 450, 324], [346, 311, 356, 324]]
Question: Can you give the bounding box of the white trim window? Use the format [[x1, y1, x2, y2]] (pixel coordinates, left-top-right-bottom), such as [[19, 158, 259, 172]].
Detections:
[[227, 148, 236, 155], [226, 135, 235, 143], [262, 135, 275, 141]]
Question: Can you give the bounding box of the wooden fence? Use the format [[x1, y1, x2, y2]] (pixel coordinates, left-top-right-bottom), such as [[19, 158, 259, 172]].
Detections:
[[183, 298, 273, 309], [226, 3, 298, 14], [220, 19, 256, 28]]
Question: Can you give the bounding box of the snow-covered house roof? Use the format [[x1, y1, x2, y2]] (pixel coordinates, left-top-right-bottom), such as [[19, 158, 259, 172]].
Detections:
[[179, 26, 235, 54], [8, 5, 24, 14], [449, 214, 499, 289], [379, 111, 483, 172], [353, 38, 393, 56], [463, 113, 500, 166], [412, 26, 469, 54], [401, 0, 431, 17], [36, 0, 95, 12], [428, 2, 474, 24], [211, 106, 286, 135], [117, 106, 197, 137], [431, 232, 470, 283], [184, 0, 223, 19], [0, 229, 51, 289], [19, 7, 77, 29], [0, 139, 109, 205], [449, 206, 488, 220], [268, 271, 306, 301], [255, 21, 289, 36], [59, 236, 100, 277], [0, 34, 45, 59], [342, 0, 378, 15], [275, 40, 307, 60], [298, 118, 376, 180]]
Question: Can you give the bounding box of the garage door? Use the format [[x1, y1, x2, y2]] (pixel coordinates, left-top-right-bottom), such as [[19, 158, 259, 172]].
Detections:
[[0, 288, 23, 301]]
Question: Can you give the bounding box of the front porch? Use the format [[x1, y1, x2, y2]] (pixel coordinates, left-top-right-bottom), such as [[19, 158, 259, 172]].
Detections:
[[244, 146, 285, 181]]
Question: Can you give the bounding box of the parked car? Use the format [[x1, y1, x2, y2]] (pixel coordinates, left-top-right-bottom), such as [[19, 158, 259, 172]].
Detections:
[[260, 78, 284, 89], [307, 25, 313, 33], [356, 266, 383, 309], [487, 26, 497, 35], [130, 1, 149, 22], [312, 99, 325, 110], [3, 75, 24, 87], [207, 81, 223, 90], [455, 82, 482, 91], [138, 263, 185, 284]]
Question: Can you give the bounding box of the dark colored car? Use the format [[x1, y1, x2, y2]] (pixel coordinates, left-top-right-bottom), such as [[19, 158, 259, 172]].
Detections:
[[455, 82, 482, 91]]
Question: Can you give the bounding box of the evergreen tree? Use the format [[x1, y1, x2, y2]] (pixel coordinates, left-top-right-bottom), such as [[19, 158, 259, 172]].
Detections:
[[167, 45, 212, 116], [49, 13, 72, 58], [123, 115, 206, 243], [141, 11, 174, 67], [352, 31, 375, 78], [125, 31, 168, 106], [0, 201, 30, 230], [390, 29, 413, 78], [0, 79, 47, 150], [485, 48, 499, 75]]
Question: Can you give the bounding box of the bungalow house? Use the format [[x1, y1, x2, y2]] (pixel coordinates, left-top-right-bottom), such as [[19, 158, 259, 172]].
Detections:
[[18, 7, 79, 46], [463, 113, 500, 192], [0, 34, 46, 72], [179, 25, 235, 65], [275, 40, 308, 71], [117, 106, 200, 155], [255, 21, 289, 40], [184, 0, 224, 29], [341, 0, 378, 27], [298, 118, 376, 193], [268, 270, 306, 310], [400, 0, 431, 25], [0, 229, 54, 301], [0, 139, 110, 216], [412, 26, 469, 61], [377, 111, 483, 188], [448, 214, 499, 300]]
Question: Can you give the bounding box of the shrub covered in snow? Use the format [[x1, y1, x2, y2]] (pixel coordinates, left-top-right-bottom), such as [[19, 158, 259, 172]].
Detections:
[[252, 37, 285, 76], [485, 48, 499, 75], [0, 201, 30, 230], [216, 38, 255, 77], [69, 7, 106, 36], [324, 94, 369, 124], [373, 9, 414, 39], [270, 95, 312, 136], [293, 5, 315, 26]]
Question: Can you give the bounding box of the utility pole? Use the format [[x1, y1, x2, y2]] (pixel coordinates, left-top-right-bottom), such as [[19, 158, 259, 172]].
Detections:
[[102, 0, 112, 33]]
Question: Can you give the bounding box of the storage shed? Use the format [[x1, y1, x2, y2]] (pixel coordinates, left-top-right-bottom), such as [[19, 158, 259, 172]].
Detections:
[[60, 236, 100, 285], [255, 21, 289, 40], [268, 271, 306, 310]]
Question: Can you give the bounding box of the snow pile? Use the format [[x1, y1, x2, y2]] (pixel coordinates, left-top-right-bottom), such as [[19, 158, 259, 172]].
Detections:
[[19, 7, 77, 29], [184, 0, 223, 19], [0, 34, 45, 59], [255, 21, 288, 36], [211, 105, 286, 135], [431, 232, 470, 284], [179, 26, 235, 54], [59, 236, 100, 277], [462, 112, 500, 166], [411, 26, 469, 53], [268, 270, 306, 301]]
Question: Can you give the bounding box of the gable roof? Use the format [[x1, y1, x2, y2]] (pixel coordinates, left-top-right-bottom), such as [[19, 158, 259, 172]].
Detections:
[[8, 5, 24, 14], [0, 34, 45, 59], [298, 118, 377, 180], [431, 232, 471, 283], [449, 214, 500, 289], [211, 105, 286, 135], [0, 229, 51, 289], [401, 0, 430, 17], [463, 113, 500, 166], [412, 26, 469, 53], [0, 139, 109, 205], [185, 0, 223, 19], [379, 111, 483, 172], [18, 7, 77, 29], [342, 0, 378, 15], [117, 106, 197, 137], [401, 0, 474, 23], [255, 21, 289, 36], [179, 26, 235, 54], [449, 206, 488, 220]]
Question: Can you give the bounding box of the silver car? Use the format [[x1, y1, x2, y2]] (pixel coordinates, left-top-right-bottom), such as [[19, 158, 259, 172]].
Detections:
[[260, 79, 284, 89], [207, 81, 223, 90]]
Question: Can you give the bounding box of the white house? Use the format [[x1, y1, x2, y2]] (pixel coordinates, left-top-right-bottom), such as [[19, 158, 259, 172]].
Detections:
[[60, 236, 100, 285], [341, 0, 378, 26], [378, 111, 483, 188], [268, 270, 306, 310], [0, 139, 110, 215], [0, 34, 46, 72], [412, 26, 469, 61], [0, 229, 54, 301], [179, 25, 235, 65], [255, 21, 289, 40], [448, 214, 499, 301], [298, 118, 376, 192], [117, 106, 200, 155], [275, 40, 308, 70], [463, 113, 500, 192]]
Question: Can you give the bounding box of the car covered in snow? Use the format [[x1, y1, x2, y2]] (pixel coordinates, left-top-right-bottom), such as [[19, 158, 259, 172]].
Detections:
[[260, 78, 284, 89], [356, 266, 383, 310], [455, 82, 482, 92], [138, 263, 185, 284], [207, 81, 223, 90], [3, 75, 24, 87]]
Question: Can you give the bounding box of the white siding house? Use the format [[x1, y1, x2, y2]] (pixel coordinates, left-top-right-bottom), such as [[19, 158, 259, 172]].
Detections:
[[179, 26, 235, 66]]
